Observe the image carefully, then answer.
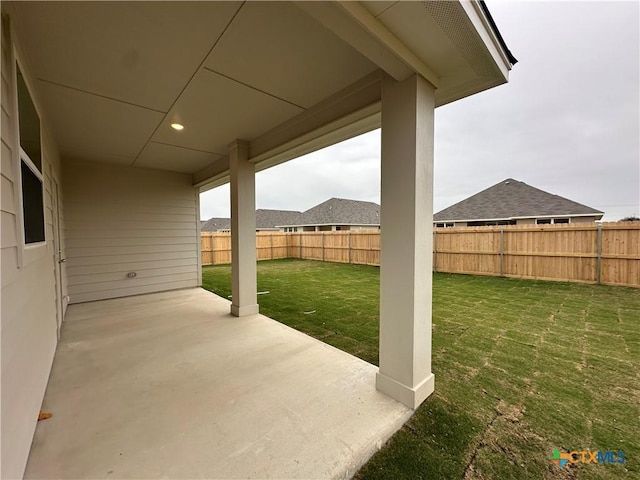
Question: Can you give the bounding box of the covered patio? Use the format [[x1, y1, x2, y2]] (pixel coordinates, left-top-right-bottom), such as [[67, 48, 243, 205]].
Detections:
[[26, 288, 411, 479], [2, 2, 514, 478]]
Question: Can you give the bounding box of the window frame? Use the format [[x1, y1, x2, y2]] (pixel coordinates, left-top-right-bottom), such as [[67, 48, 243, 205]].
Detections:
[[536, 218, 571, 225], [13, 51, 47, 266]]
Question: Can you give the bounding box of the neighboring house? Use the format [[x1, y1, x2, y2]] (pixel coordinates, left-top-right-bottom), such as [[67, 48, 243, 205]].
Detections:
[[202, 199, 380, 233], [201, 217, 231, 232], [279, 197, 380, 232], [1, 2, 514, 477], [257, 209, 301, 231], [201, 209, 300, 232], [434, 179, 604, 227]]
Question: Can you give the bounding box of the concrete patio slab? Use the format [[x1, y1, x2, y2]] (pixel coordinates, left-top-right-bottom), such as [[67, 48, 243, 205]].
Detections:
[[25, 288, 411, 479]]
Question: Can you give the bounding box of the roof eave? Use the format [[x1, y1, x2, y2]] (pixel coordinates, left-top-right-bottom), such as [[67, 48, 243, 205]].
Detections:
[[434, 213, 605, 223]]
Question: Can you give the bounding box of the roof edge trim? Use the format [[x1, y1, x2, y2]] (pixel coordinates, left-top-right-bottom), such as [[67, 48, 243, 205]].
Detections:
[[478, 0, 518, 66], [434, 213, 605, 223]]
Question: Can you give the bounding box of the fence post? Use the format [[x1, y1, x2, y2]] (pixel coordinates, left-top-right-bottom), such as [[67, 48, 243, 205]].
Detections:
[[499, 227, 504, 276], [433, 229, 437, 272], [348, 232, 352, 264], [596, 223, 603, 284], [211, 233, 216, 266]]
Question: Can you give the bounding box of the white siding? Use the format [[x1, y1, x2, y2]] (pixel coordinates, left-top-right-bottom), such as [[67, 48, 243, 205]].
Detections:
[[63, 161, 199, 303], [1, 15, 61, 479]]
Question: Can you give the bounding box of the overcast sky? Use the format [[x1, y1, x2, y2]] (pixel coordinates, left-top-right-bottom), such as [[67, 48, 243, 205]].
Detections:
[[200, 1, 640, 222]]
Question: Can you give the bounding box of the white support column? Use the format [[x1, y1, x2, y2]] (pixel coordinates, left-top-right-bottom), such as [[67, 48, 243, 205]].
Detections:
[[377, 73, 435, 409], [229, 140, 259, 317]]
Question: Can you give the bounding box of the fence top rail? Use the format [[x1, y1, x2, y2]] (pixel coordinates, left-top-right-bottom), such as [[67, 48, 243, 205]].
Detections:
[[600, 222, 640, 230], [435, 222, 640, 234], [202, 231, 381, 236], [203, 222, 640, 237]]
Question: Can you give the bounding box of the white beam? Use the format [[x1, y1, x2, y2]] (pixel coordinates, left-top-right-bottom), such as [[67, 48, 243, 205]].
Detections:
[[229, 140, 258, 317], [377, 73, 435, 409], [297, 1, 439, 86], [193, 72, 382, 190]]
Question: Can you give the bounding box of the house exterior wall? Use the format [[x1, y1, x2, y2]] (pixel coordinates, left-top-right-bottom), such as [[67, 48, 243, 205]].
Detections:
[[281, 224, 380, 232], [345, 225, 379, 231], [570, 216, 598, 223], [1, 17, 63, 479], [63, 161, 200, 304]]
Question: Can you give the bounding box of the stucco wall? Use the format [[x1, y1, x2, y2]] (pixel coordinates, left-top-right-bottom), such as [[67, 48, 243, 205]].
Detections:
[[1, 16, 61, 479], [63, 161, 200, 303]]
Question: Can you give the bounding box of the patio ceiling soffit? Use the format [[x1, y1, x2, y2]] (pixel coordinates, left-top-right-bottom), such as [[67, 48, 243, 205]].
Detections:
[[195, 0, 514, 191]]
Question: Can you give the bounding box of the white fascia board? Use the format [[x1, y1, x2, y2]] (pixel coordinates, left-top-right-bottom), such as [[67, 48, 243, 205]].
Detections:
[[296, 1, 439, 85], [434, 216, 514, 223], [195, 168, 229, 192], [434, 213, 603, 223], [253, 103, 380, 174], [334, 1, 440, 86], [460, 1, 512, 79], [194, 72, 382, 190], [509, 213, 602, 220], [195, 106, 380, 192]]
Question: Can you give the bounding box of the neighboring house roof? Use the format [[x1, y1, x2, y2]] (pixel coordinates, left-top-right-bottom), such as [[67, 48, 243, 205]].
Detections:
[[201, 210, 301, 231], [256, 209, 301, 229], [202, 198, 381, 230], [201, 218, 231, 232], [281, 197, 380, 227], [434, 179, 604, 222]]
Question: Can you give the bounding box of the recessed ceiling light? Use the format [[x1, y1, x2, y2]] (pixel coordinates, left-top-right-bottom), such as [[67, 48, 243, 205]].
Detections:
[[171, 123, 184, 131]]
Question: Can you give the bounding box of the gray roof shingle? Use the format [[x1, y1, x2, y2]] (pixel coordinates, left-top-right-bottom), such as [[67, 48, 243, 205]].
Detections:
[[434, 179, 604, 222], [201, 198, 381, 230], [281, 197, 380, 226], [256, 209, 301, 229], [201, 210, 301, 231], [200, 218, 231, 232]]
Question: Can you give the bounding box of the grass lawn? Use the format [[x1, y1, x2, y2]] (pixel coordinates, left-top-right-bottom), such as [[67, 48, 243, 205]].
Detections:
[[202, 259, 639, 480]]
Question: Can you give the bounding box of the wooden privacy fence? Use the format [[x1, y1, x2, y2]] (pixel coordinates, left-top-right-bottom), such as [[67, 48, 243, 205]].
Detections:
[[201, 231, 380, 267], [433, 223, 639, 288], [201, 223, 640, 288]]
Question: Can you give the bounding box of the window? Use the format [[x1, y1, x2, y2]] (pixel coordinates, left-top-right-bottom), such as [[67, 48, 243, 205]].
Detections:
[[435, 222, 454, 228], [536, 218, 570, 225], [16, 65, 44, 244], [21, 161, 45, 243]]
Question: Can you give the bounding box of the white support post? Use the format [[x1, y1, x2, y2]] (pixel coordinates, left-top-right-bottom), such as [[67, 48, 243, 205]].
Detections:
[[377, 73, 435, 409], [229, 140, 259, 317]]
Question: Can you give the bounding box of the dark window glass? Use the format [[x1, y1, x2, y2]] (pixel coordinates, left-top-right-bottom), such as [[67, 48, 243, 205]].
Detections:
[[554, 218, 570, 224], [536, 219, 552, 225], [21, 160, 45, 243], [16, 66, 41, 171]]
